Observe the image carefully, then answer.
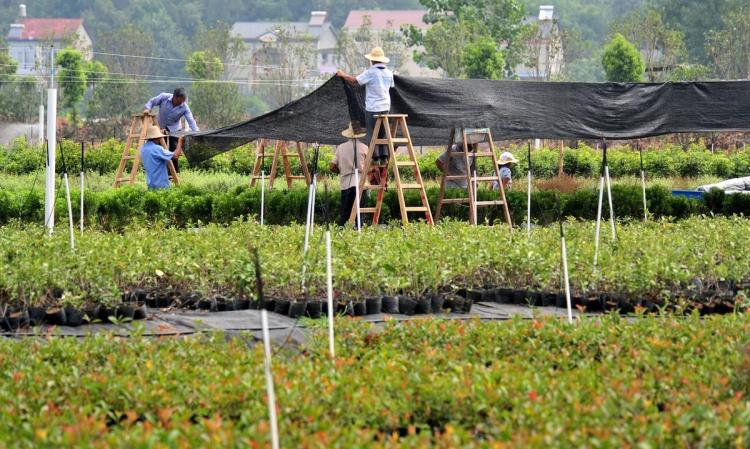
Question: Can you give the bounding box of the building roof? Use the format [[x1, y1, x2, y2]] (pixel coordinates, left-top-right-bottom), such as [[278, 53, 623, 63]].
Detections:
[[7, 18, 83, 41], [231, 21, 331, 40], [343, 10, 428, 31]]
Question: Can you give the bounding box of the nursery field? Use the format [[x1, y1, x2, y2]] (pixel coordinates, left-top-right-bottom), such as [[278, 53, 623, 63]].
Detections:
[[2, 217, 750, 323], [1, 316, 749, 448]]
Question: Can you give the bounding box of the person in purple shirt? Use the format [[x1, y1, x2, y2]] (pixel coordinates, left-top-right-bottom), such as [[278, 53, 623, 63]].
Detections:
[[143, 87, 199, 172]]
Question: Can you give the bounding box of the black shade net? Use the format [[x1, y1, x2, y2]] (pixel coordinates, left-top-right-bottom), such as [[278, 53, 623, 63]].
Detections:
[[183, 76, 750, 165]]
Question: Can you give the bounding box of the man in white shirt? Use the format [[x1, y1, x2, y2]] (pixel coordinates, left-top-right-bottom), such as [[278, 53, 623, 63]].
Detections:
[[330, 123, 368, 226], [336, 47, 394, 166]]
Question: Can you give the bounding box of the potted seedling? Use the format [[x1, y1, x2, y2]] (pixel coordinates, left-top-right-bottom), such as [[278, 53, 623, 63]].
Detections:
[[61, 292, 85, 327]]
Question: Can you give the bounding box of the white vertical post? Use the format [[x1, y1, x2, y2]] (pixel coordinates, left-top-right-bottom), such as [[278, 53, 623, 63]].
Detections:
[[325, 231, 335, 358], [38, 104, 44, 144], [80, 142, 84, 232], [534, 138, 541, 150], [561, 234, 573, 324], [63, 173, 75, 249], [44, 89, 57, 234], [604, 165, 616, 241], [593, 176, 604, 267], [472, 169, 478, 225], [260, 170, 265, 226], [261, 310, 280, 449], [641, 169, 647, 221], [303, 179, 316, 252], [354, 168, 361, 231], [527, 170, 532, 237], [80, 172, 84, 232]]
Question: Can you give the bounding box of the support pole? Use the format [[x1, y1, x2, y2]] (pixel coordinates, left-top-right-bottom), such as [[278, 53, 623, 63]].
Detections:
[[640, 146, 647, 221], [80, 141, 84, 232], [472, 168, 478, 225], [604, 164, 616, 241], [557, 198, 573, 324], [63, 173, 75, 250], [593, 176, 604, 267], [353, 138, 361, 231], [44, 47, 57, 235], [325, 230, 335, 358], [526, 142, 532, 237], [261, 310, 280, 449], [260, 170, 265, 226]]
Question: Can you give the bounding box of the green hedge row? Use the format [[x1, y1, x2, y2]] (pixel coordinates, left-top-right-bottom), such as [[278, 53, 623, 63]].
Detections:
[[1, 183, 742, 229], [3, 137, 750, 179]]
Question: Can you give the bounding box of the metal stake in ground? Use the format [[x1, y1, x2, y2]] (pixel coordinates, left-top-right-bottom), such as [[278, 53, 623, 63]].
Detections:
[[59, 142, 75, 250], [593, 140, 616, 267], [80, 141, 85, 232], [325, 230, 335, 358], [260, 170, 265, 226], [303, 143, 321, 253], [261, 309, 280, 449], [527, 141, 532, 237], [640, 145, 647, 221], [557, 197, 573, 324]]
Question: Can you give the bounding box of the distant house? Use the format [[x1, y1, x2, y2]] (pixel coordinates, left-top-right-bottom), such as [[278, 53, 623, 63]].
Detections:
[[230, 11, 338, 86], [5, 5, 93, 76], [514, 5, 564, 80], [342, 10, 438, 77]]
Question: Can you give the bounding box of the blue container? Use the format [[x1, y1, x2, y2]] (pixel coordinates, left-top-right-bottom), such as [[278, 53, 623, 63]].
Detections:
[[671, 189, 704, 199]]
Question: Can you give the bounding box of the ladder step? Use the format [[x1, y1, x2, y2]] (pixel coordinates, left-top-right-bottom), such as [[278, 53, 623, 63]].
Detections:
[[399, 183, 424, 189], [441, 198, 470, 204], [372, 138, 409, 145], [473, 152, 496, 157], [121, 156, 136, 161], [395, 160, 417, 166], [475, 200, 506, 206], [405, 207, 428, 212], [364, 184, 385, 190], [360, 207, 378, 213], [445, 175, 468, 180], [473, 176, 500, 182], [116, 178, 131, 182]]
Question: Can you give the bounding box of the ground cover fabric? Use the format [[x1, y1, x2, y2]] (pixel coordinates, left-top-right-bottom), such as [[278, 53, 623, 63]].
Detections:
[[184, 76, 750, 164]]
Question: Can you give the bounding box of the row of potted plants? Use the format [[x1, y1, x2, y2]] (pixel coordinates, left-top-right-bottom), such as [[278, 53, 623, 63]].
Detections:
[[0, 316, 748, 447]]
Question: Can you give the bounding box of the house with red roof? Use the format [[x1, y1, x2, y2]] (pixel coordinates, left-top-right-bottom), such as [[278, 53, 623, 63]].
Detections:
[[5, 5, 93, 76]]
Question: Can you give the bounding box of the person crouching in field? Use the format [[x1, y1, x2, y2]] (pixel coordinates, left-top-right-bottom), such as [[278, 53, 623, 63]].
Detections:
[[493, 152, 519, 190], [140, 126, 181, 190], [331, 123, 368, 227]]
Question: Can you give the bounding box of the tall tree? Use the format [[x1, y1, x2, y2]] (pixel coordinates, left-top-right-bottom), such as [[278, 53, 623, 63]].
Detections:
[[613, 8, 685, 82], [0, 43, 18, 84], [461, 36, 505, 79], [705, 1, 750, 80], [404, 18, 482, 78], [336, 14, 408, 74], [55, 48, 87, 123], [601, 33, 644, 82]]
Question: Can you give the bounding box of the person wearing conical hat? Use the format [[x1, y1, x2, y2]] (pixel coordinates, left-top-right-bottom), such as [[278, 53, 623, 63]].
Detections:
[[331, 122, 369, 226], [493, 151, 519, 191], [140, 125, 182, 189], [336, 47, 394, 167]]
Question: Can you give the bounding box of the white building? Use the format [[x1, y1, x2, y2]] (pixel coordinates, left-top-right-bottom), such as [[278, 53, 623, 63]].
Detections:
[[230, 11, 338, 83], [5, 5, 93, 76]]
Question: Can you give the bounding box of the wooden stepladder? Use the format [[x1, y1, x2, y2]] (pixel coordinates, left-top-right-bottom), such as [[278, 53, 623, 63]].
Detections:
[[114, 113, 179, 187], [249, 139, 311, 189], [435, 128, 512, 228], [349, 114, 433, 226]]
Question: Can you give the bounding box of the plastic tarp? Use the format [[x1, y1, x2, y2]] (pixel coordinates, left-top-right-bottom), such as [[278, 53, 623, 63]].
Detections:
[[184, 76, 750, 164], [697, 177, 750, 193]]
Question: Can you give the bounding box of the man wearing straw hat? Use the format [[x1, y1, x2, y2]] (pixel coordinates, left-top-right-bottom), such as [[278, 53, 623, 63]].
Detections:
[[140, 125, 182, 190], [336, 47, 394, 166], [330, 122, 368, 226]]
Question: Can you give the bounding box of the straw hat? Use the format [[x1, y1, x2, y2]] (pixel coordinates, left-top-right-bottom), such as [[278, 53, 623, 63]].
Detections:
[[145, 125, 166, 140], [364, 47, 390, 64], [499, 152, 519, 165], [341, 122, 366, 139]]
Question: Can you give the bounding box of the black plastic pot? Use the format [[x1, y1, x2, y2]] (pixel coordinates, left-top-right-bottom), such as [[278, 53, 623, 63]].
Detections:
[[133, 304, 148, 320], [197, 298, 213, 311], [443, 296, 456, 312], [46, 307, 67, 326], [365, 297, 382, 315], [180, 292, 202, 309], [134, 289, 147, 302], [236, 299, 251, 310], [116, 304, 136, 320], [145, 295, 158, 308], [466, 289, 483, 302], [274, 299, 291, 315], [398, 297, 417, 315], [382, 296, 399, 314], [529, 291, 544, 307], [65, 307, 84, 327], [496, 288, 514, 304], [1, 313, 20, 331], [322, 300, 338, 316], [288, 301, 307, 318], [262, 299, 276, 311], [28, 307, 46, 326], [481, 289, 496, 303], [430, 294, 445, 313], [352, 301, 366, 316], [216, 299, 235, 312], [541, 292, 557, 307], [512, 289, 528, 305], [155, 295, 172, 308], [305, 300, 322, 319], [416, 296, 431, 314], [337, 301, 354, 317]]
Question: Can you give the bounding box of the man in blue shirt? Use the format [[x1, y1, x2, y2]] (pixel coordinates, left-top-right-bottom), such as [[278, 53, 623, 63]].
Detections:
[[143, 87, 199, 172], [336, 47, 394, 166], [141, 125, 182, 189]]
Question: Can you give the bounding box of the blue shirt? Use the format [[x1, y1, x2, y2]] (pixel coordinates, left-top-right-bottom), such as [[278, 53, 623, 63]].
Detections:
[[144, 93, 200, 133], [356, 63, 394, 112], [141, 140, 175, 189]]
